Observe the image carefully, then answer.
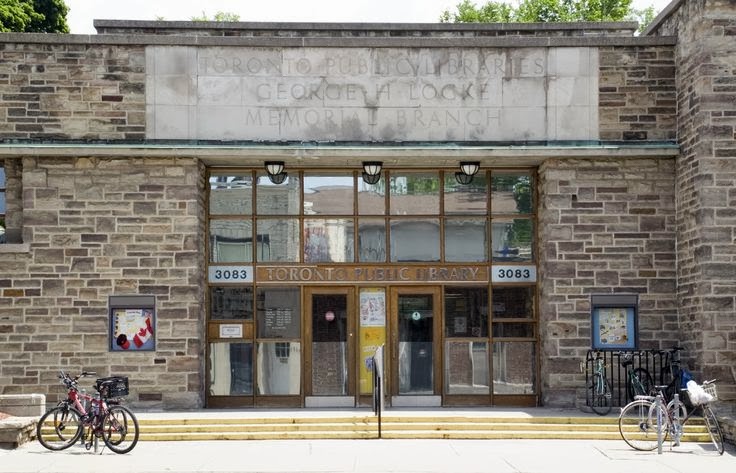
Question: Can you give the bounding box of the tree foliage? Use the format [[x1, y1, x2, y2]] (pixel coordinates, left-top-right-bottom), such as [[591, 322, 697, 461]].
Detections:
[[0, 0, 68, 33], [191, 11, 241, 22], [441, 0, 635, 23]]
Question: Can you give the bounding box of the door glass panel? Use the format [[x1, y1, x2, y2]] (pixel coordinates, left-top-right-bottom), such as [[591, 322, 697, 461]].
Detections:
[[493, 341, 536, 395], [398, 294, 433, 394], [311, 294, 348, 395], [209, 342, 253, 395], [445, 341, 489, 395], [256, 342, 301, 395]]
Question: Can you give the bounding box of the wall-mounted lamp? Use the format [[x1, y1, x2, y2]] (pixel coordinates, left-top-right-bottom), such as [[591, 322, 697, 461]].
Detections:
[[265, 161, 287, 184], [361, 161, 382, 185], [455, 161, 480, 185]]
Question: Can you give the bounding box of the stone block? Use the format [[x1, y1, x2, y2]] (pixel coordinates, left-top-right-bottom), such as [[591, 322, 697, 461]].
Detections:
[[0, 393, 45, 417]]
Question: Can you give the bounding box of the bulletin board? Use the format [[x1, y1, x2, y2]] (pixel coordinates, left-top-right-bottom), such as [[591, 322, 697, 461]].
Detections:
[[590, 294, 638, 351], [109, 295, 156, 352]]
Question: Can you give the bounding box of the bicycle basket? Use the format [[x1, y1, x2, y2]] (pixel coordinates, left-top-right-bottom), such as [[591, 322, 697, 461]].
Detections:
[[702, 383, 718, 401], [95, 376, 129, 398]]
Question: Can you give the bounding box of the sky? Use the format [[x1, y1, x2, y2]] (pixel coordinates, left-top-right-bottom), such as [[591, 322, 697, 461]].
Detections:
[[65, 0, 675, 35]]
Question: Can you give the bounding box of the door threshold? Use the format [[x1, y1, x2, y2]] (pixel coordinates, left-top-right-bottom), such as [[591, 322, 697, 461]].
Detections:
[[305, 396, 356, 408]]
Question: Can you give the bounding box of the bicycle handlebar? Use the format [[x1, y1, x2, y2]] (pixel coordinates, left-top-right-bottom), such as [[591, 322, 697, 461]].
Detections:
[[57, 370, 98, 389]]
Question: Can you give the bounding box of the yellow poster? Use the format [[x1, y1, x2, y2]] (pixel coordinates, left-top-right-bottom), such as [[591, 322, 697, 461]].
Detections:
[[359, 289, 386, 394]]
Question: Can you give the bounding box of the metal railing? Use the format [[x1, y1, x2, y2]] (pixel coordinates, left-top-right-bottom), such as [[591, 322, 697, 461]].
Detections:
[[584, 349, 676, 408]]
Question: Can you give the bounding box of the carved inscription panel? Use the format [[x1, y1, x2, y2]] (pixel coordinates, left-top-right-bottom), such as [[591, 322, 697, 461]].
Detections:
[[146, 46, 598, 142]]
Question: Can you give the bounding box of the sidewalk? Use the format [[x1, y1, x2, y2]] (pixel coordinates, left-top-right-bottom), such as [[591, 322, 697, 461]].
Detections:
[[1, 437, 732, 473]]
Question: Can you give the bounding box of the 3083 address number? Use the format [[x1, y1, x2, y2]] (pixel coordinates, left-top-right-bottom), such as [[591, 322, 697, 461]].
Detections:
[[208, 266, 254, 283]]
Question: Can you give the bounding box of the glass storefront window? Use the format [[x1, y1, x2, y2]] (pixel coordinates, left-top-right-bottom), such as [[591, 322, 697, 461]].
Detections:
[[303, 218, 354, 263], [444, 173, 487, 214], [209, 174, 253, 215], [256, 341, 301, 395], [444, 218, 487, 262], [257, 287, 300, 338], [358, 176, 385, 215], [256, 173, 300, 215], [491, 173, 533, 214], [493, 342, 536, 395], [311, 294, 348, 396], [358, 218, 386, 263], [390, 218, 439, 262], [492, 323, 535, 338], [491, 218, 533, 262], [445, 341, 489, 395], [444, 287, 488, 337], [209, 342, 253, 395], [390, 172, 440, 215], [303, 174, 354, 215], [209, 219, 253, 263], [210, 287, 253, 320], [492, 287, 534, 319], [256, 218, 299, 262]]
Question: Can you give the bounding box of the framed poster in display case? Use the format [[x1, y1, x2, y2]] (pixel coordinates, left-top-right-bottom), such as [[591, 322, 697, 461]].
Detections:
[[109, 295, 156, 352], [590, 294, 638, 351]]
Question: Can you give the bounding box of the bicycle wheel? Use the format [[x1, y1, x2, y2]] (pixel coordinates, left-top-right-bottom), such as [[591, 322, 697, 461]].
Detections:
[[589, 374, 612, 415], [701, 405, 724, 455], [628, 368, 654, 400], [101, 405, 139, 454], [36, 405, 83, 451], [619, 399, 664, 451]]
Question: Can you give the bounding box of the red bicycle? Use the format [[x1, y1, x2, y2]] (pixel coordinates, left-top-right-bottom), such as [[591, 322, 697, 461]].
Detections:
[[36, 371, 139, 454]]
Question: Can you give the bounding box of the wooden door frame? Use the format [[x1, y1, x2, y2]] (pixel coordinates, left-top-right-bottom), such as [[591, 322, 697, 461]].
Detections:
[[303, 286, 357, 400], [388, 286, 442, 398]]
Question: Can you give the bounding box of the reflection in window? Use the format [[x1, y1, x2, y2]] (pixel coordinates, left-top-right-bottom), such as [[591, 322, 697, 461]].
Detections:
[[358, 218, 386, 263], [256, 219, 299, 262], [209, 342, 253, 396], [493, 342, 536, 395], [209, 220, 253, 263], [390, 172, 440, 215], [445, 341, 489, 395], [444, 218, 487, 262], [390, 219, 439, 262], [491, 173, 533, 214], [209, 174, 253, 215], [491, 218, 533, 262], [444, 173, 487, 214], [210, 287, 253, 320], [256, 342, 301, 395], [303, 174, 354, 215], [358, 177, 385, 215], [492, 287, 534, 319], [444, 287, 488, 337], [256, 173, 300, 215], [303, 219, 354, 263]]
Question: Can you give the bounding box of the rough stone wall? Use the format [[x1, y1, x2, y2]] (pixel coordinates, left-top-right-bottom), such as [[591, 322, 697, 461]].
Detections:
[[0, 156, 205, 408], [598, 46, 676, 141], [0, 43, 144, 140], [538, 157, 677, 406], [652, 0, 736, 402]]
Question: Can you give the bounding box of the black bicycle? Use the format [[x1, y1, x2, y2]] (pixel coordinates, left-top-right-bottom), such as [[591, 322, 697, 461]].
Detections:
[[619, 352, 654, 402]]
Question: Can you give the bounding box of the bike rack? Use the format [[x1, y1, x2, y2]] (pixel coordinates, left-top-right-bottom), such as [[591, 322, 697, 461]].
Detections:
[[584, 349, 675, 408]]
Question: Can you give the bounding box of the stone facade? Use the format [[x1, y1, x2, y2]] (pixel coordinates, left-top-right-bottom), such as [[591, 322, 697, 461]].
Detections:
[[0, 156, 205, 408], [648, 0, 736, 402], [538, 157, 677, 405]]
